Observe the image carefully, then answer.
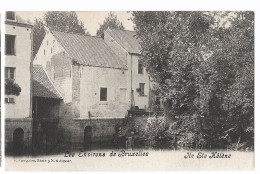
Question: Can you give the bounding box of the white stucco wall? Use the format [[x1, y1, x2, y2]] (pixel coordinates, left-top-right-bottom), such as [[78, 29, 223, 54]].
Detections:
[[80, 66, 128, 118], [34, 30, 64, 67], [127, 54, 150, 110], [34, 31, 72, 103], [5, 23, 32, 118], [104, 31, 150, 110]]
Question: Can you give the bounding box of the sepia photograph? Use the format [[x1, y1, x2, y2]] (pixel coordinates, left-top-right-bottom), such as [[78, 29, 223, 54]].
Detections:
[[3, 10, 254, 171]]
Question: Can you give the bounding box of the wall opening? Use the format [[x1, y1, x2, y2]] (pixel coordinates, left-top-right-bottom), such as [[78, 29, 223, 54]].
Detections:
[[13, 128, 24, 155], [84, 126, 92, 150]]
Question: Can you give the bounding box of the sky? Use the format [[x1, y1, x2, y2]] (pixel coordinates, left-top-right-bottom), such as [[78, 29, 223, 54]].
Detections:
[[16, 11, 134, 36]]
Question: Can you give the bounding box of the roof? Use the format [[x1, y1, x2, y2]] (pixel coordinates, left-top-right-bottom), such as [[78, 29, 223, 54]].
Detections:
[[106, 29, 141, 54], [51, 30, 127, 69], [32, 65, 62, 99], [5, 12, 33, 28]]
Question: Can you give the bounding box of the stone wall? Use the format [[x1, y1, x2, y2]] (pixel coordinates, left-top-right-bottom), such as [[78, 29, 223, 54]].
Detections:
[[72, 63, 81, 118], [57, 108, 124, 150], [50, 51, 73, 103], [73, 118, 124, 142], [5, 118, 33, 155]]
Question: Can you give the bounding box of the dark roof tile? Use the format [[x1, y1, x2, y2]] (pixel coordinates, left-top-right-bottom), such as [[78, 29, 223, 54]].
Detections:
[[51, 30, 127, 69], [106, 29, 141, 54], [32, 65, 62, 99]]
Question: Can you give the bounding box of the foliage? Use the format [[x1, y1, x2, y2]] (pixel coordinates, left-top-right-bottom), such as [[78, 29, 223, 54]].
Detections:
[[5, 79, 21, 96], [132, 12, 214, 116], [96, 12, 124, 37], [44, 11, 87, 34], [173, 116, 205, 150], [199, 12, 254, 150], [33, 18, 46, 57], [132, 11, 254, 150], [144, 116, 174, 149], [114, 115, 204, 150]]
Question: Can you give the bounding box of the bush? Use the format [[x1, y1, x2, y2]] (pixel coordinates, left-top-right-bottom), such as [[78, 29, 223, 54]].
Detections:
[[5, 79, 21, 96], [144, 116, 175, 149], [174, 115, 205, 150]]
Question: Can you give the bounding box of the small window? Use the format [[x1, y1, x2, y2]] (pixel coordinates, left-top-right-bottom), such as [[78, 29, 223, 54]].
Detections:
[[6, 11, 15, 20], [5, 97, 15, 103], [100, 88, 107, 101], [5, 67, 16, 80], [139, 83, 145, 96], [138, 60, 143, 74], [5, 35, 16, 55], [44, 49, 45, 55]]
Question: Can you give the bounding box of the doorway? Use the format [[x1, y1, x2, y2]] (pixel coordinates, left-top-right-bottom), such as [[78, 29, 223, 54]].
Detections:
[[84, 126, 92, 150], [13, 128, 24, 155]]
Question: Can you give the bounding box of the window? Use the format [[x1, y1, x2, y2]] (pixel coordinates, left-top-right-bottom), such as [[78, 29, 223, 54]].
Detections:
[[5, 67, 16, 80], [5, 97, 15, 103], [5, 35, 16, 55], [139, 83, 145, 96], [100, 88, 107, 101], [138, 60, 143, 74], [6, 11, 15, 20]]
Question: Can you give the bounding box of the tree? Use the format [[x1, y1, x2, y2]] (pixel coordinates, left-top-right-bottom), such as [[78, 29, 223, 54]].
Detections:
[[33, 18, 45, 57], [132, 12, 214, 118], [205, 12, 254, 150], [96, 12, 125, 37], [132, 11, 254, 150], [33, 11, 90, 58], [44, 11, 87, 34]]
